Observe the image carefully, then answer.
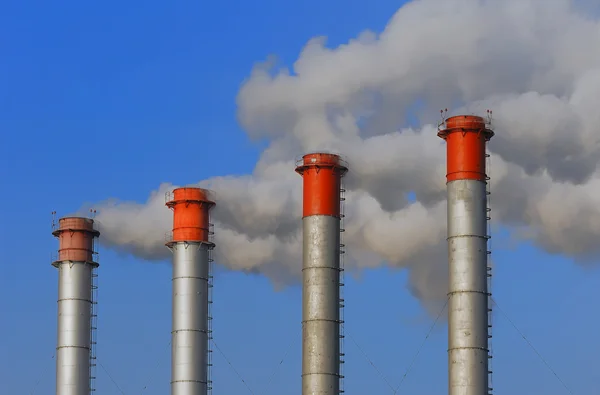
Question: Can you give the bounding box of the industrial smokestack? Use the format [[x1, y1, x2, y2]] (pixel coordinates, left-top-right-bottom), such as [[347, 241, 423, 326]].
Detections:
[[166, 187, 215, 395], [295, 153, 348, 395], [438, 114, 494, 395], [52, 216, 100, 395]]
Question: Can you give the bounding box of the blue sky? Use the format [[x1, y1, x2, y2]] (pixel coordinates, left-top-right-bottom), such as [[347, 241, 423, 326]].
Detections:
[[1, 1, 598, 394]]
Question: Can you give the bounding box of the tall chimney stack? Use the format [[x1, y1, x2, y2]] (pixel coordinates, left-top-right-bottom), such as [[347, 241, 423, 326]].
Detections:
[[52, 216, 100, 395], [295, 152, 348, 395], [438, 114, 494, 395], [166, 187, 215, 395]]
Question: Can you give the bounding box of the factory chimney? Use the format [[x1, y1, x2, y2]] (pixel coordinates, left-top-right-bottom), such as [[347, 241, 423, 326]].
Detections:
[[438, 113, 494, 395], [295, 152, 348, 395], [166, 187, 215, 395], [52, 215, 100, 395]]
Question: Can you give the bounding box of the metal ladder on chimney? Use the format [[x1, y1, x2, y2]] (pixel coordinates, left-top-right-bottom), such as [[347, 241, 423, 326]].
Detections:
[[339, 185, 346, 394], [485, 139, 494, 395], [207, 222, 215, 395], [89, 261, 99, 394]]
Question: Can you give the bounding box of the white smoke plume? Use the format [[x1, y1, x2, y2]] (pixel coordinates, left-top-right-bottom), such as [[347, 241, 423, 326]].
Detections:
[[93, 0, 600, 313]]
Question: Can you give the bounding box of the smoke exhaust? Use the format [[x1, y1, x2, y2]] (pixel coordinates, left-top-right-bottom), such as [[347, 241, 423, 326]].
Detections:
[[166, 187, 215, 395], [52, 216, 100, 395], [438, 114, 494, 395], [296, 153, 348, 395]]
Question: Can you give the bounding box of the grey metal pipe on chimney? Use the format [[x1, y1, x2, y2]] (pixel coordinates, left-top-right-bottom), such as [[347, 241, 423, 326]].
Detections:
[[52, 216, 100, 395], [438, 114, 494, 395], [166, 187, 215, 395], [296, 153, 348, 395]]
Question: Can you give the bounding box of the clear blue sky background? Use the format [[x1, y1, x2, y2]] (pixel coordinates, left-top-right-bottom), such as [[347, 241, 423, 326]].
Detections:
[[1, 1, 598, 394]]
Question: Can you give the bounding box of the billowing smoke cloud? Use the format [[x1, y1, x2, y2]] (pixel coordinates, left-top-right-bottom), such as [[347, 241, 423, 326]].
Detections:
[[93, 0, 600, 313]]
